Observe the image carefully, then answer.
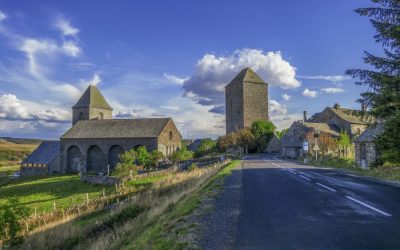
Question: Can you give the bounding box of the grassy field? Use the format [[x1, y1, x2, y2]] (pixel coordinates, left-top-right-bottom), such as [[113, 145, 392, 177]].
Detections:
[[0, 174, 114, 213], [20, 161, 239, 249]]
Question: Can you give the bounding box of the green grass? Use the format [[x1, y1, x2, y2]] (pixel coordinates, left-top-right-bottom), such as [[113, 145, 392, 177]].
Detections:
[[0, 164, 19, 176], [0, 174, 114, 213], [305, 156, 400, 181], [130, 160, 240, 250], [126, 175, 168, 188]]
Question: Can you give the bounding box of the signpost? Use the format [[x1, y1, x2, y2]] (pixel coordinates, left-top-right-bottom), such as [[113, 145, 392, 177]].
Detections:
[[313, 129, 320, 161]]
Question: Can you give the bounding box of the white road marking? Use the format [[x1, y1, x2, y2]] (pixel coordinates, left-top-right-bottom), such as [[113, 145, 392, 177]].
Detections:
[[316, 182, 337, 192], [287, 170, 297, 175], [346, 196, 392, 217], [299, 175, 311, 181]]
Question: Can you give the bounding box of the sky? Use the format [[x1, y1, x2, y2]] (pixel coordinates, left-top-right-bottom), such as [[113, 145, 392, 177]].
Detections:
[[0, 0, 382, 140]]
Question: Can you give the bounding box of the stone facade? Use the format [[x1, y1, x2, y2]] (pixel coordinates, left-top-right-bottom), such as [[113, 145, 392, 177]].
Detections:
[[72, 107, 112, 125], [225, 68, 268, 134], [354, 123, 384, 169]]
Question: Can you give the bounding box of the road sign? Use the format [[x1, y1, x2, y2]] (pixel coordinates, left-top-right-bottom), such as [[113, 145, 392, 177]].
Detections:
[[313, 144, 320, 151], [303, 141, 309, 151]]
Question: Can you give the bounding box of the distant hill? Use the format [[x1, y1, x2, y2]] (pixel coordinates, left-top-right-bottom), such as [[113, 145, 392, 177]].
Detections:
[[0, 137, 43, 145]]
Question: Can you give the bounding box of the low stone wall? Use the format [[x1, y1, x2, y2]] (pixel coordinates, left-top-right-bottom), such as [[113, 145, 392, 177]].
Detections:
[[80, 174, 120, 185]]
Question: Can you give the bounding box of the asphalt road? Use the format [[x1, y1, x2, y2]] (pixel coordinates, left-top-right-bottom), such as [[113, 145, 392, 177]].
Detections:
[[200, 155, 400, 250]]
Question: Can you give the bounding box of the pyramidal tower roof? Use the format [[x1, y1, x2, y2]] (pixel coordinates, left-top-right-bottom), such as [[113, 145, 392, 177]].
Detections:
[[72, 85, 113, 110], [227, 67, 267, 86]]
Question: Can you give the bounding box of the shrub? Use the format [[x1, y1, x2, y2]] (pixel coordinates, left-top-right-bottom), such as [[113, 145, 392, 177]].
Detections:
[[146, 150, 164, 170], [114, 149, 137, 177], [170, 146, 194, 162], [194, 139, 217, 158], [136, 146, 149, 166], [0, 197, 30, 247]]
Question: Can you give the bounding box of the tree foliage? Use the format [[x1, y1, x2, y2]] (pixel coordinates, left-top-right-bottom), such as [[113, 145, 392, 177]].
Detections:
[[135, 146, 149, 166], [169, 146, 194, 162], [276, 128, 288, 139], [146, 150, 164, 169], [194, 138, 217, 158], [346, 0, 400, 164], [251, 120, 275, 151], [0, 197, 30, 247]]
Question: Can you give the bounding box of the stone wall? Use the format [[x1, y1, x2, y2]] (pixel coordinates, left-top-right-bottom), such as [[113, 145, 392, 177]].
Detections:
[[355, 142, 376, 169], [72, 107, 112, 125], [225, 82, 244, 134], [157, 119, 182, 156], [80, 174, 120, 185], [60, 137, 158, 173], [243, 82, 268, 128]]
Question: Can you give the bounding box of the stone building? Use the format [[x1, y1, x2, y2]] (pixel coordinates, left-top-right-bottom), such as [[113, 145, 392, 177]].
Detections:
[[281, 121, 340, 159], [21, 141, 60, 176], [225, 67, 268, 134], [307, 103, 370, 137], [59, 85, 182, 174], [354, 123, 384, 169]]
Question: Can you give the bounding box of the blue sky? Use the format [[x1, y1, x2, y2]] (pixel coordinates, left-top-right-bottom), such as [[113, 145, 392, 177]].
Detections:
[[0, 0, 381, 139]]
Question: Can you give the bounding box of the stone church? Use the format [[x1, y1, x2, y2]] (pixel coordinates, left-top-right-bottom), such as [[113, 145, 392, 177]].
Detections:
[[225, 67, 269, 134], [60, 85, 182, 174]]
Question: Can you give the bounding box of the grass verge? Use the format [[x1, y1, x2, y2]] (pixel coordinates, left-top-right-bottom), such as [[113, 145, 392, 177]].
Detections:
[[128, 160, 240, 250], [304, 156, 400, 181]]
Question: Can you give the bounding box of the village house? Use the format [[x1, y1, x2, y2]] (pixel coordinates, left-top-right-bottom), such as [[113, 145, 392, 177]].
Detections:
[[281, 103, 370, 159], [354, 123, 384, 169]]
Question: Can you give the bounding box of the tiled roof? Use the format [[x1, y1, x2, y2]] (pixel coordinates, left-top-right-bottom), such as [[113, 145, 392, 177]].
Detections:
[[61, 118, 171, 139], [303, 122, 340, 136], [354, 123, 384, 143], [73, 85, 113, 110], [281, 134, 303, 147], [23, 141, 60, 165], [227, 67, 267, 86]]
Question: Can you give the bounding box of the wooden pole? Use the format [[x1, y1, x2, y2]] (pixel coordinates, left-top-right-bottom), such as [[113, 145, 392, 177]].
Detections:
[[53, 202, 56, 211], [86, 193, 89, 202]]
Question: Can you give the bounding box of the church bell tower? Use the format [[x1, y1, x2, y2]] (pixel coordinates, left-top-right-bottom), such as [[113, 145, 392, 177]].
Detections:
[[72, 85, 113, 125]]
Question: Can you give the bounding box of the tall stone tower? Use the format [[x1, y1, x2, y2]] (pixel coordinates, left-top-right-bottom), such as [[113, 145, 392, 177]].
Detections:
[[225, 67, 268, 134], [72, 85, 113, 125]]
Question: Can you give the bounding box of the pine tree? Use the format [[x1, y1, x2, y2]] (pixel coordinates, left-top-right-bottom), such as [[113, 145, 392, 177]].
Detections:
[[346, 0, 400, 163]]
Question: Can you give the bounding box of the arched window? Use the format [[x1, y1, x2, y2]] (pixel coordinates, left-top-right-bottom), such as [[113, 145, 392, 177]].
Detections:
[[357, 128, 361, 135], [169, 131, 173, 141], [99, 112, 104, 120]]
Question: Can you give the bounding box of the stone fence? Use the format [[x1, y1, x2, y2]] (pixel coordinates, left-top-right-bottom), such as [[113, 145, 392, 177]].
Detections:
[[80, 173, 120, 185]]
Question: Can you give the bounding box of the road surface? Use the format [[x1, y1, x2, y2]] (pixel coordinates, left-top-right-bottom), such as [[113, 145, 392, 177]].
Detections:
[[199, 155, 400, 250]]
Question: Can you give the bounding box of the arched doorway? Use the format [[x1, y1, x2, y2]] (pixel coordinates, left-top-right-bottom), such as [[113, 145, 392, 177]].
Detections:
[[67, 146, 82, 172], [87, 145, 106, 173], [108, 145, 123, 171]]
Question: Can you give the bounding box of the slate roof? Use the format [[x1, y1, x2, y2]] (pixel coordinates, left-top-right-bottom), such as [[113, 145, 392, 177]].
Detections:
[[303, 122, 340, 136], [23, 141, 60, 165], [227, 67, 267, 86], [281, 135, 303, 147], [354, 123, 384, 143], [61, 118, 172, 139], [73, 85, 113, 110], [327, 107, 369, 125]]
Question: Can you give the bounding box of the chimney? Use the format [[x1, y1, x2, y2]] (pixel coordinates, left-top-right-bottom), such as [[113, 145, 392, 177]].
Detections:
[[303, 111, 307, 122]]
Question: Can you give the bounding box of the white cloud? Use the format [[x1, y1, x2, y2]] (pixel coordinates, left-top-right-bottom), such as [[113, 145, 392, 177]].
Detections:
[[55, 18, 79, 38], [163, 73, 188, 85], [302, 88, 317, 98], [0, 10, 7, 22], [0, 94, 30, 119], [282, 93, 291, 101], [268, 99, 301, 130], [160, 105, 180, 111], [269, 100, 287, 117], [298, 75, 350, 82], [181, 48, 300, 107], [62, 40, 81, 57], [320, 87, 345, 94]]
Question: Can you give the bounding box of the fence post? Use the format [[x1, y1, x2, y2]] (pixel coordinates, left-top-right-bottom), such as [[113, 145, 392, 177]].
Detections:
[[86, 193, 89, 203], [53, 202, 56, 211], [103, 188, 106, 198], [115, 183, 118, 192], [34, 206, 37, 217]]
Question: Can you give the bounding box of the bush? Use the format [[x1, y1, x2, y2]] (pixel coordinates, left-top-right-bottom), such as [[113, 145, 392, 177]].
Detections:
[[0, 197, 30, 247], [194, 138, 217, 158], [146, 150, 164, 170], [113, 149, 137, 177], [170, 146, 194, 162], [136, 146, 149, 166]]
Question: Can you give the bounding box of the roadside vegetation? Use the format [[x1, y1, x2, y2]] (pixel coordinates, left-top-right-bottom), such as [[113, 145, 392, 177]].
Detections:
[[305, 155, 400, 181], [16, 160, 238, 249]]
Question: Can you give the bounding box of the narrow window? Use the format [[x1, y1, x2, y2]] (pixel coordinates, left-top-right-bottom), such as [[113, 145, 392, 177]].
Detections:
[[169, 131, 173, 141]]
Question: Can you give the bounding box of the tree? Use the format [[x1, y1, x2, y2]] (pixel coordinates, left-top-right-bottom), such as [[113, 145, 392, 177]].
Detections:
[[114, 148, 137, 176], [346, 0, 400, 163], [0, 197, 30, 247], [135, 146, 149, 166], [236, 128, 256, 154], [194, 138, 217, 158], [169, 146, 194, 162], [146, 150, 164, 169], [337, 131, 352, 158], [250, 120, 275, 152]]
